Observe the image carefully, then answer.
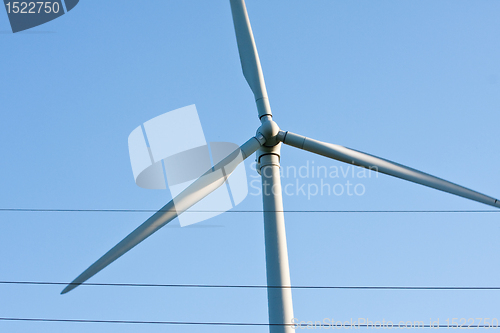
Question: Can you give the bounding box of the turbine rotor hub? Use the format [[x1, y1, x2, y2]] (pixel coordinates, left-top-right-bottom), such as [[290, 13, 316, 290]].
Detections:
[[257, 117, 280, 147]]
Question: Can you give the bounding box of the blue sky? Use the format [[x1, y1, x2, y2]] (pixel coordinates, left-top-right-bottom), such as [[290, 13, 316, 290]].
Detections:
[[1, 1, 499, 332]]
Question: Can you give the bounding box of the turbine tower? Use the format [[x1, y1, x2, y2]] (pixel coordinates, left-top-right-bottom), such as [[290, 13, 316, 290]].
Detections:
[[62, 1, 500, 332]]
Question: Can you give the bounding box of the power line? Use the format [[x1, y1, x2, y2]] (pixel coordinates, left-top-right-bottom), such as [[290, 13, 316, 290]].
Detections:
[[0, 208, 498, 213], [1, 281, 500, 290], [1, 317, 269, 326], [0, 317, 495, 328]]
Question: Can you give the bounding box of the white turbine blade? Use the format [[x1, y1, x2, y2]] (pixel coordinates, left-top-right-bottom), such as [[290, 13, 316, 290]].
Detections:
[[61, 136, 262, 294], [230, 0, 272, 119], [281, 131, 500, 208]]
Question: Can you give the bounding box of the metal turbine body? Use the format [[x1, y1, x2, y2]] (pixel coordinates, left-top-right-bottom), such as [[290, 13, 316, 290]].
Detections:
[[62, 1, 500, 332]]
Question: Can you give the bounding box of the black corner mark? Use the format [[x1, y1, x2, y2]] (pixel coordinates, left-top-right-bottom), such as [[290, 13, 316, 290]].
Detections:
[[4, 0, 64, 33], [64, 0, 78, 12], [3, 0, 79, 33]]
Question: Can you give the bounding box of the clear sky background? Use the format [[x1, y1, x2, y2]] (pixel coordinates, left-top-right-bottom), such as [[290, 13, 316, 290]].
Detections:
[[1, 1, 499, 332]]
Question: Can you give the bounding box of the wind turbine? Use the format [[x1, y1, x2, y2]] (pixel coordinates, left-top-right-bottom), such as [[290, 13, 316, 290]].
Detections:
[[62, 1, 500, 332]]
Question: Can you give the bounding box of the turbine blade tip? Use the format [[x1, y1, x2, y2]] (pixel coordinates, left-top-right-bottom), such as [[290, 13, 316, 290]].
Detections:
[[61, 283, 78, 295]]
